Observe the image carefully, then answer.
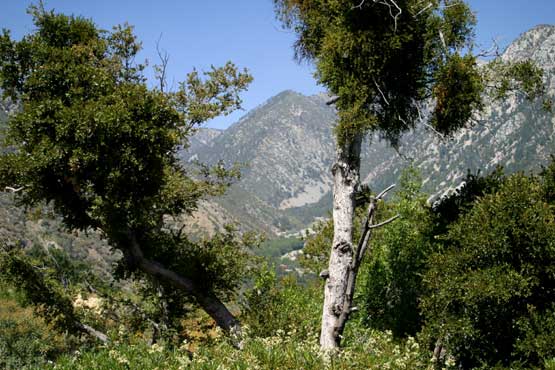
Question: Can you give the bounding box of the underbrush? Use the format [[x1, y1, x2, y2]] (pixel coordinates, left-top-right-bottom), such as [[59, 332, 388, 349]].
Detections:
[[49, 329, 424, 370], [0, 288, 73, 370]]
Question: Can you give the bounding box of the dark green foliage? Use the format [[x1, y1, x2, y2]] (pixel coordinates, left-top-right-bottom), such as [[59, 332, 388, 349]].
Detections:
[[429, 166, 505, 236], [362, 168, 432, 337], [514, 305, 555, 363], [299, 217, 334, 273], [274, 1, 547, 147], [431, 54, 483, 134], [258, 236, 303, 259], [487, 59, 549, 103], [0, 244, 83, 335], [0, 6, 253, 324], [242, 265, 322, 338], [274, 0, 481, 146], [540, 156, 555, 203], [421, 171, 555, 368], [0, 286, 72, 370], [144, 225, 261, 301], [0, 6, 251, 231]]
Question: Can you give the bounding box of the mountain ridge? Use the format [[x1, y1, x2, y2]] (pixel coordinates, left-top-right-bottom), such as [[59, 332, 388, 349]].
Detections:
[[182, 24, 555, 236]]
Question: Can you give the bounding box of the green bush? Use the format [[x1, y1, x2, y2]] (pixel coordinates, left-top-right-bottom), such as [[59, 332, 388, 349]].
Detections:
[[362, 168, 432, 338], [421, 172, 555, 368], [242, 265, 321, 339], [0, 287, 72, 369]]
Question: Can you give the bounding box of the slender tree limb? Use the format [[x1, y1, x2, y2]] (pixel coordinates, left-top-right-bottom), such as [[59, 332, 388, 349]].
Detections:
[[376, 183, 396, 200], [413, 2, 432, 18], [4, 186, 25, 193], [353, 0, 402, 31], [374, 78, 390, 106], [326, 95, 340, 105], [439, 30, 447, 50], [368, 214, 400, 229], [352, 0, 366, 10], [155, 34, 170, 93]]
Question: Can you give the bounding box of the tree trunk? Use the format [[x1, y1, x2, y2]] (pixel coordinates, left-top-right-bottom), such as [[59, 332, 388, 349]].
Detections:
[[125, 232, 243, 347], [320, 135, 362, 349], [75, 321, 109, 343]]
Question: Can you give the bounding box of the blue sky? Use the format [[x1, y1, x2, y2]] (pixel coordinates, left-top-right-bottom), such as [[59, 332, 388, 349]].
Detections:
[[1, 0, 554, 129]]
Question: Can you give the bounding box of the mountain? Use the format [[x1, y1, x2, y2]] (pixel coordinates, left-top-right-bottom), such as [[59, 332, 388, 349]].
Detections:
[[366, 24, 555, 198], [183, 128, 223, 158], [183, 25, 555, 236], [181, 90, 338, 234]]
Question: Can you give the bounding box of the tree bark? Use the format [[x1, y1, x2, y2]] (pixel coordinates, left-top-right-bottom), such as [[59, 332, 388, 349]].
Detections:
[[320, 134, 362, 349], [125, 232, 242, 347]]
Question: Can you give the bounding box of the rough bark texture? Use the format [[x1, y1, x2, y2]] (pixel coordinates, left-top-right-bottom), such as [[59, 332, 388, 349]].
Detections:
[[320, 135, 362, 349]]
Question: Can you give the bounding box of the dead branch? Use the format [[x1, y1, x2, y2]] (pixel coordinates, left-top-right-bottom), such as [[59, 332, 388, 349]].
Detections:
[[155, 34, 170, 93], [475, 37, 502, 59], [353, 0, 402, 32], [413, 2, 432, 18], [326, 95, 340, 105], [374, 78, 390, 106], [439, 30, 447, 50], [376, 183, 396, 200], [352, 0, 366, 9], [75, 321, 109, 343], [368, 214, 400, 229], [4, 186, 24, 193]]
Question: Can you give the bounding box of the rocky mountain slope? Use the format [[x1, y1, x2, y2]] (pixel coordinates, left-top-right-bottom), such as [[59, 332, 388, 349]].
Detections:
[[183, 25, 555, 236], [181, 91, 338, 234]]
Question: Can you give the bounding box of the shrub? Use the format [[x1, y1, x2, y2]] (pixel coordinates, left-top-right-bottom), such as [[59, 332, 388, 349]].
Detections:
[[241, 265, 321, 339], [362, 168, 432, 338], [0, 287, 72, 369], [421, 173, 555, 368]]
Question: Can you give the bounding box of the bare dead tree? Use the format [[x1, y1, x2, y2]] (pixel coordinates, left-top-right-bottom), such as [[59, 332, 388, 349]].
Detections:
[[155, 34, 170, 93], [324, 183, 399, 344]]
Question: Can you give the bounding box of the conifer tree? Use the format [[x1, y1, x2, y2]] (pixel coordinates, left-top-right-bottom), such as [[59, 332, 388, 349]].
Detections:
[[274, 0, 546, 349]]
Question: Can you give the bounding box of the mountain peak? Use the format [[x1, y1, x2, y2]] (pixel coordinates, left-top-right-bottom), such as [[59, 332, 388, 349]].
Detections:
[[529, 24, 555, 32], [503, 24, 555, 67], [274, 89, 300, 98]]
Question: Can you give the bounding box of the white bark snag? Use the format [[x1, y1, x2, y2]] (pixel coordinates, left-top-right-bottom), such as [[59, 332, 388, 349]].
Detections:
[[320, 134, 398, 350], [320, 135, 362, 349]]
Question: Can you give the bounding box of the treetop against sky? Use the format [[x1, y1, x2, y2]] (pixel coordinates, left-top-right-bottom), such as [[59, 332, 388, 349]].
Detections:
[[1, 0, 554, 129]]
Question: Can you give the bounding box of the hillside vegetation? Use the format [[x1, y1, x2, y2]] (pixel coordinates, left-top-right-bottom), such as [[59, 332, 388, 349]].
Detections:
[[1, 3, 555, 370]]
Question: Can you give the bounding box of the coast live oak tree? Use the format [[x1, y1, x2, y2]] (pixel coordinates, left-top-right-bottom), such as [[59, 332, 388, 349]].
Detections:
[[0, 7, 253, 340], [274, 0, 547, 349]]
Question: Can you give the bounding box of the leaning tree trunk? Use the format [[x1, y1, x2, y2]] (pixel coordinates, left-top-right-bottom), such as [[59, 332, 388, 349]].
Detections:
[[320, 134, 363, 349], [125, 231, 243, 347]]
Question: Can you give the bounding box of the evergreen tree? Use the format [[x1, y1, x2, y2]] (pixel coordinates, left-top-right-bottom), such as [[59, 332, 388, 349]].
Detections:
[[422, 167, 555, 368], [274, 0, 546, 349]]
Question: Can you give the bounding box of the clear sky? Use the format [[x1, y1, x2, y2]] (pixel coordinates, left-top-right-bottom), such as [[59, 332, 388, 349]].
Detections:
[[1, 0, 554, 129]]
